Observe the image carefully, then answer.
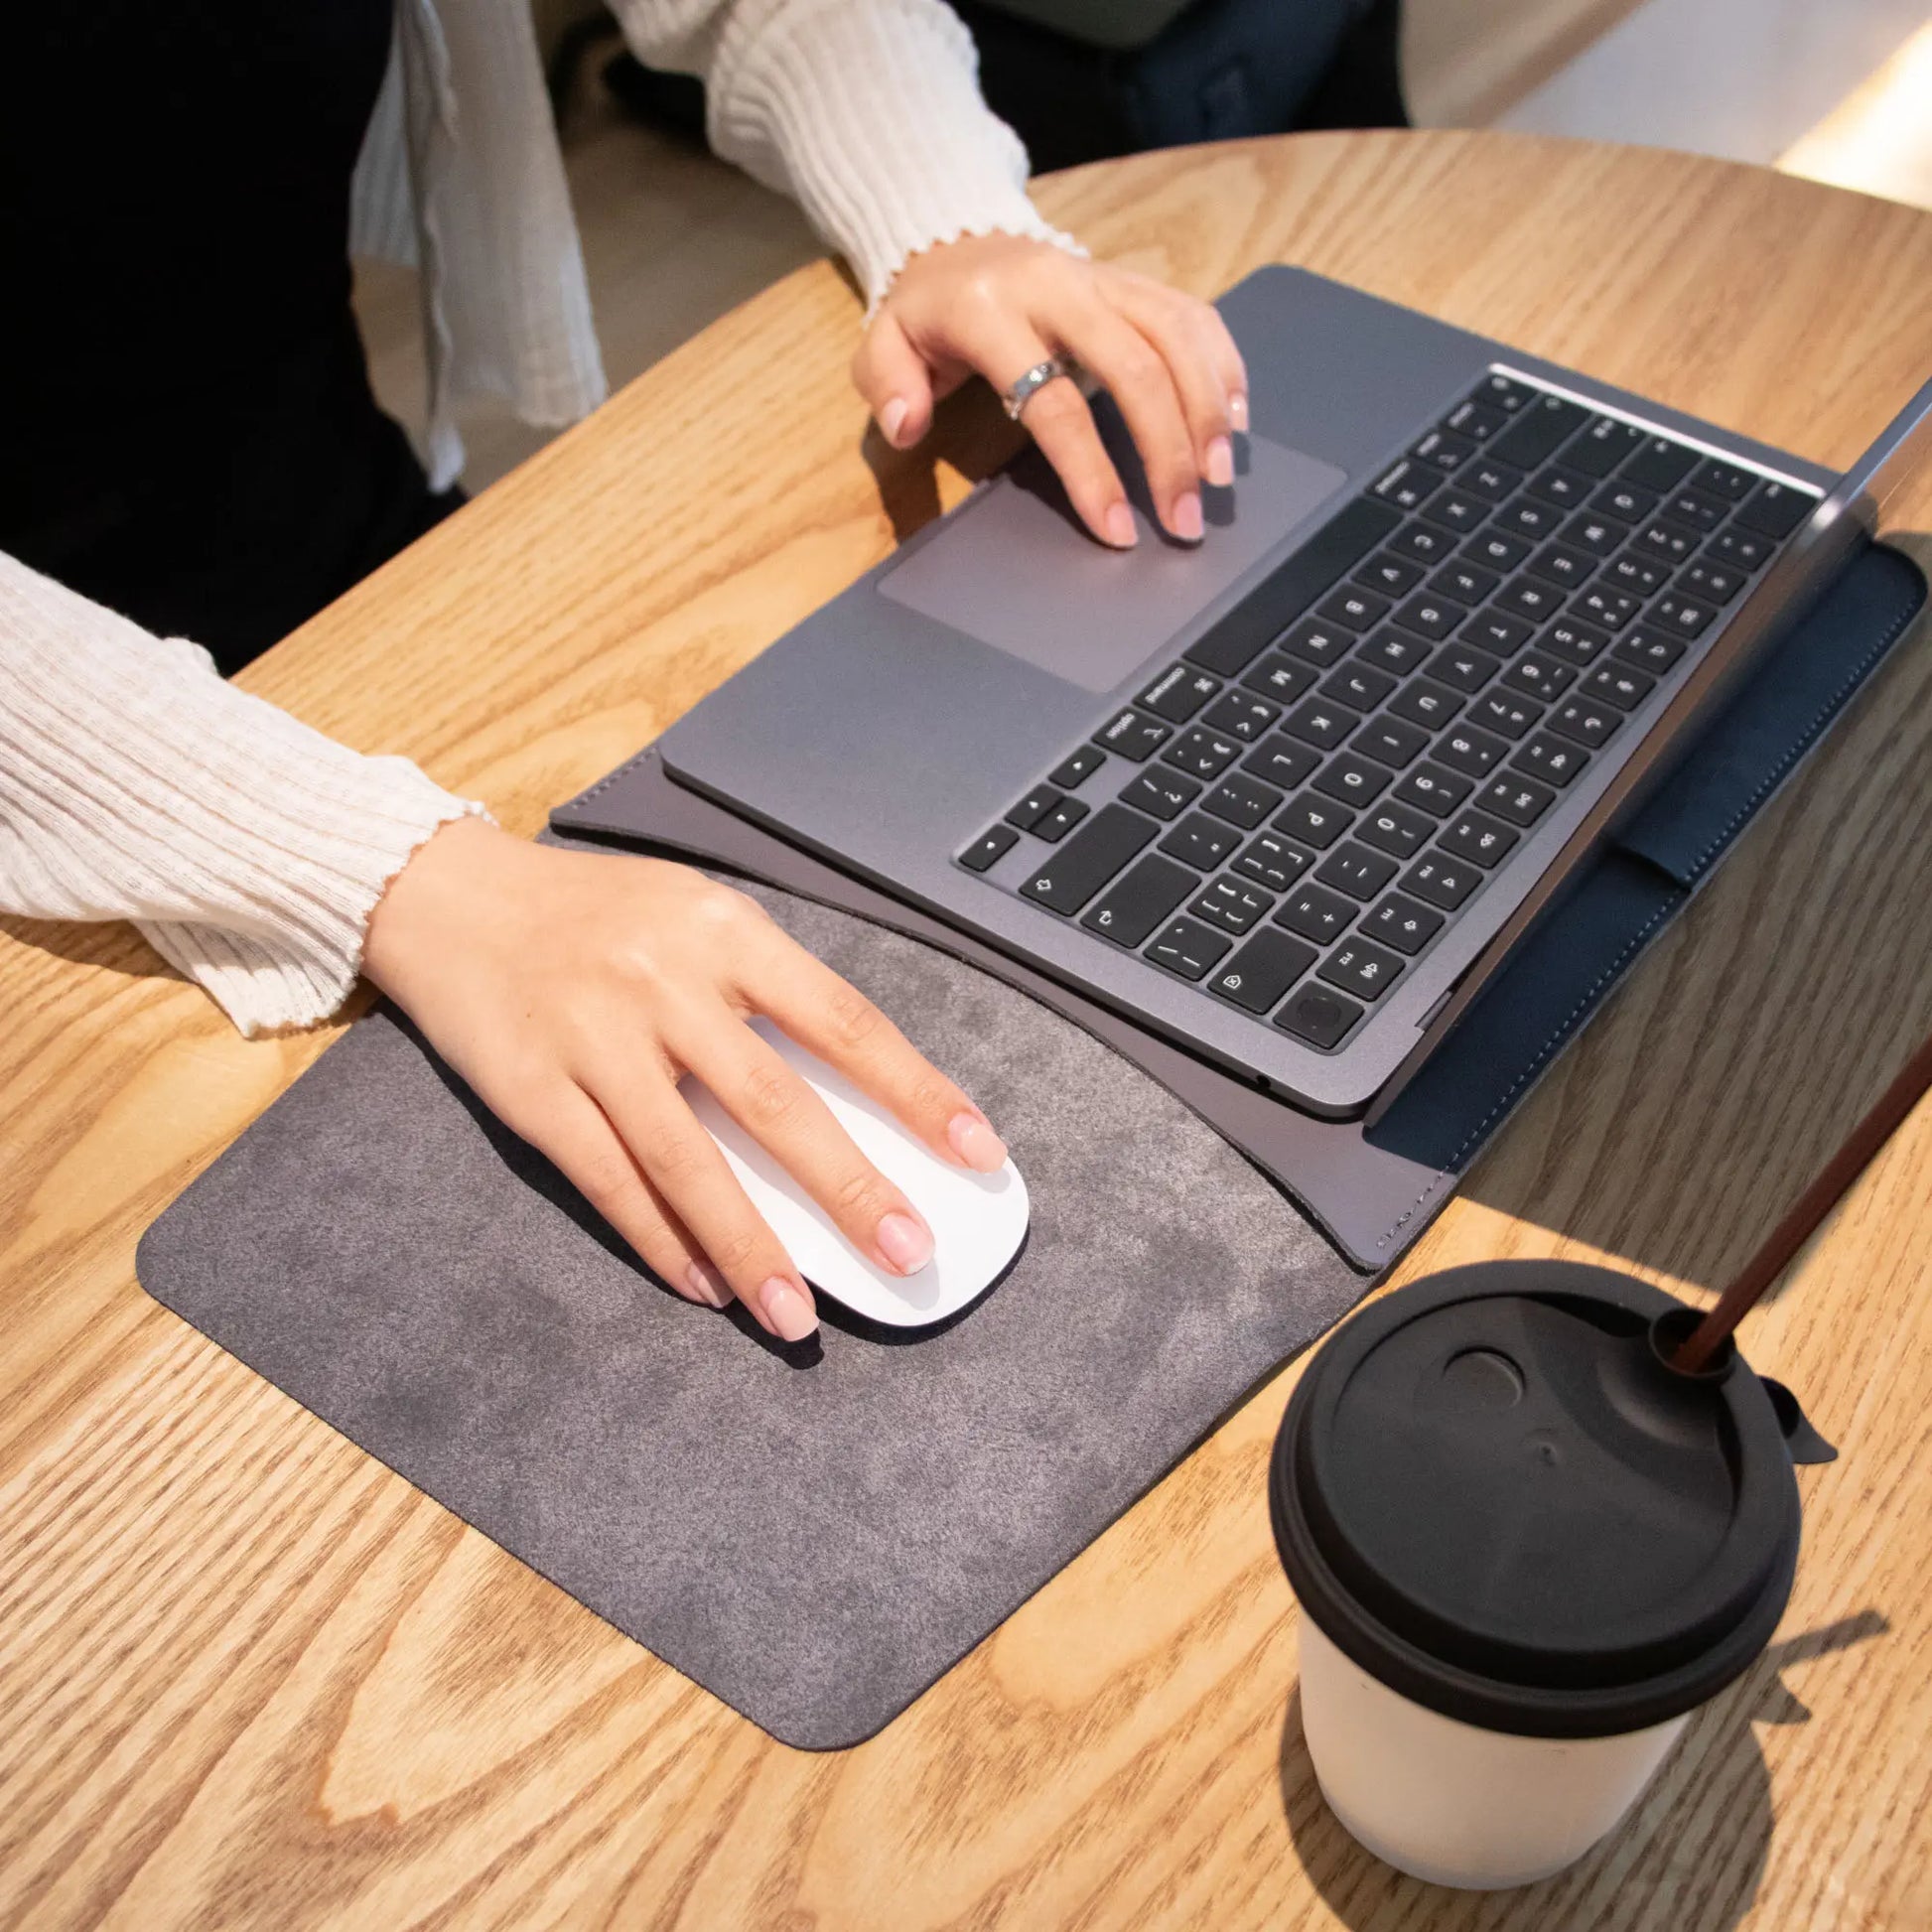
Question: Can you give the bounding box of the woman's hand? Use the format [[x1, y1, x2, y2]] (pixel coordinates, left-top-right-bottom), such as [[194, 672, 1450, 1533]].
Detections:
[[362, 818, 1008, 1344], [853, 232, 1249, 549]]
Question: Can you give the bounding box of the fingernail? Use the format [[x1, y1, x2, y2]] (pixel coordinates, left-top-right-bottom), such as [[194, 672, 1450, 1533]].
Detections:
[[759, 1277, 818, 1342], [881, 396, 909, 445], [685, 1261, 729, 1309], [1104, 501, 1138, 548], [1205, 436, 1234, 488], [1230, 391, 1250, 432], [1173, 492, 1204, 542], [876, 1211, 934, 1276], [947, 1111, 1009, 1173]]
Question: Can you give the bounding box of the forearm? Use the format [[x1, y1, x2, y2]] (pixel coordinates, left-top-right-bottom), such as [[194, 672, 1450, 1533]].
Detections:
[[0, 551, 482, 1035]]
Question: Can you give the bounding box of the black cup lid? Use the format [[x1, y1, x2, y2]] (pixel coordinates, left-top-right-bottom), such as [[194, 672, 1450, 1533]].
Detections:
[[1272, 1261, 1802, 1737]]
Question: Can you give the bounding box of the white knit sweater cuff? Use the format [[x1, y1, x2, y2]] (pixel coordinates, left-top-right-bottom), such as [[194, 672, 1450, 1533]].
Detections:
[[0, 552, 483, 1037], [706, 0, 1083, 310]]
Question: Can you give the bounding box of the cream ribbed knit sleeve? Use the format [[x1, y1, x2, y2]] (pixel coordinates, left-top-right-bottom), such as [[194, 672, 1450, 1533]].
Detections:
[[611, 0, 1078, 308], [0, 552, 483, 1036]]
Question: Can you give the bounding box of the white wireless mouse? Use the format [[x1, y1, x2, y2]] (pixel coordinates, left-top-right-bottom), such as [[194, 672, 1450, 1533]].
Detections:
[[681, 1020, 1030, 1327]]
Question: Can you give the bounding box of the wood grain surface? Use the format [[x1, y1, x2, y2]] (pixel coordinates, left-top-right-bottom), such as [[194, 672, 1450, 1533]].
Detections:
[[5, 131, 1932, 1930]]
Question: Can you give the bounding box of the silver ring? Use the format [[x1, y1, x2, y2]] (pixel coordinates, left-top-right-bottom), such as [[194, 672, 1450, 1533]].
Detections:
[[1003, 357, 1069, 422]]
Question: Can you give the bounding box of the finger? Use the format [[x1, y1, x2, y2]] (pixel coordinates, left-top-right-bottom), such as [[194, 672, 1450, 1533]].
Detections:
[[1045, 297, 1203, 541], [676, 1007, 938, 1278], [851, 310, 936, 449], [587, 1069, 820, 1343], [1110, 269, 1250, 432], [951, 311, 1136, 548], [1105, 278, 1239, 487], [740, 926, 1009, 1176]]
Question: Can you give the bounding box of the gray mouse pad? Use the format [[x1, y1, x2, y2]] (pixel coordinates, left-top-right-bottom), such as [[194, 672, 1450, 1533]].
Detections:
[[137, 880, 1364, 1749]]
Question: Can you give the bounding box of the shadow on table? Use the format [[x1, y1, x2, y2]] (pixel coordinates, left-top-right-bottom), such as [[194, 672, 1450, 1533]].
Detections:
[[1274, 1609, 1888, 1930]]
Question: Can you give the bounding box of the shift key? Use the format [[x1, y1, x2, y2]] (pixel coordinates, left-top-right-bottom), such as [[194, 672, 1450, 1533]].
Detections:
[[1021, 804, 1157, 914], [1081, 855, 1198, 946]]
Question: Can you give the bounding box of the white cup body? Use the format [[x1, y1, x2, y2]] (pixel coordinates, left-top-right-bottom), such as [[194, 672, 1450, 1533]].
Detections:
[[1297, 1616, 1689, 1889]]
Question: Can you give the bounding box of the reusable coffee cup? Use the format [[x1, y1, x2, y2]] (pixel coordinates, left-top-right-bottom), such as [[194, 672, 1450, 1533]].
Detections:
[[1271, 1259, 1834, 1889]]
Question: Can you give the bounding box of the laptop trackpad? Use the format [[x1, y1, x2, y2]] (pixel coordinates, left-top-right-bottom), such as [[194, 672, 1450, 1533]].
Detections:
[[878, 425, 1348, 693]]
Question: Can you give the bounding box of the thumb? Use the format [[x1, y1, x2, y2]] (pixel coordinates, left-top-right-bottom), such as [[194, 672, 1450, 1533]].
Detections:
[[852, 310, 936, 449]]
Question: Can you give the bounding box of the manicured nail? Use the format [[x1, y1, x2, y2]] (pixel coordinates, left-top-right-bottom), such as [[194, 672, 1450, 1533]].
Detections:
[[1230, 391, 1250, 431], [1173, 492, 1204, 542], [685, 1261, 729, 1309], [1205, 436, 1234, 488], [759, 1277, 818, 1341], [881, 396, 910, 445], [876, 1211, 934, 1276], [1104, 501, 1138, 548], [948, 1111, 1009, 1173]]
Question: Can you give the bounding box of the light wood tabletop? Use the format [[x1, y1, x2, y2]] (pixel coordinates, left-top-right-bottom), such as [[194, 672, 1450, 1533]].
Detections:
[[5, 130, 1932, 1931]]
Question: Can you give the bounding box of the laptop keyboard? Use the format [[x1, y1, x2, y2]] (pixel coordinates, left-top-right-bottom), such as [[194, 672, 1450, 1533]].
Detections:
[[957, 371, 1816, 1054]]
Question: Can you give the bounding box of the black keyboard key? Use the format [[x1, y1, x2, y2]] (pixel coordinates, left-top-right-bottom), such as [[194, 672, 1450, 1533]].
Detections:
[[1242, 733, 1320, 791], [1469, 689, 1541, 740], [1355, 551, 1427, 598], [1477, 773, 1557, 826], [1511, 732, 1588, 788], [1145, 916, 1231, 982], [1352, 715, 1431, 769], [1661, 487, 1725, 533], [1208, 928, 1318, 1014], [1488, 393, 1589, 470], [1283, 697, 1361, 752], [1276, 882, 1356, 945], [960, 824, 1019, 872], [1561, 512, 1625, 559], [1458, 458, 1523, 503], [1632, 519, 1700, 567], [1500, 653, 1576, 704], [1080, 855, 1197, 947], [1474, 373, 1536, 414], [1445, 397, 1508, 442], [1373, 458, 1441, 513], [1201, 771, 1284, 831], [1006, 783, 1064, 831], [1562, 416, 1646, 478], [1412, 427, 1477, 474], [1493, 496, 1565, 542], [1319, 585, 1392, 631], [1094, 708, 1172, 761], [1401, 852, 1482, 910], [1121, 768, 1200, 820], [1433, 559, 1499, 605], [1392, 593, 1466, 640], [1689, 458, 1757, 502], [1393, 761, 1471, 817], [1234, 830, 1315, 893], [1276, 982, 1363, 1048], [1393, 521, 1456, 565], [1538, 616, 1611, 667], [1034, 797, 1090, 841], [1323, 661, 1397, 712], [1020, 804, 1156, 913], [1318, 935, 1405, 1002], [1734, 480, 1815, 538], [1548, 695, 1623, 749], [1389, 678, 1462, 730], [1203, 690, 1281, 741], [1603, 551, 1672, 600], [1311, 751, 1395, 808], [1163, 724, 1243, 778], [1421, 489, 1489, 535], [1526, 542, 1597, 593], [1678, 559, 1743, 604], [1434, 723, 1508, 778], [1613, 628, 1687, 675], [1591, 481, 1657, 524], [1584, 662, 1655, 711], [1461, 528, 1531, 573], [1575, 585, 1640, 630], [1707, 526, 1775, 573], [1275, 794, 1351, 850], [1243, 651, 1317, 705], [1316, 840, 1399, 901], [1158, 812, 1240, 871], [1363, 893, 1447, 956], [1620, 435, 1698, 492], [1357, 628, 1435, 677], [1136, 663, 1220, 723], [1651, 591, 1717, 639], [1527, 468, 1592, 511], [1440, 810, 1519, 869], [1184, 496, 1401, 676], [1426, 642, 1501, 695], [1192, 876, 1278, 936], [1049, 744, 1107, 789], [1279, 617, 1355, 668], [1356, 799, 1435, 861], [1494, 577, 1565, 624]]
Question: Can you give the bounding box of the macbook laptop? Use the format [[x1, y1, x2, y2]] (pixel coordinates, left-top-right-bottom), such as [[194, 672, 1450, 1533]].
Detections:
[[653, 268, 1931, 1119]]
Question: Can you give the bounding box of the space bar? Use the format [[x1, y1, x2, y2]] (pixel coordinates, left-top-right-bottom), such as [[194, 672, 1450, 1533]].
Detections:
[[1182, 494, 1401, 678]]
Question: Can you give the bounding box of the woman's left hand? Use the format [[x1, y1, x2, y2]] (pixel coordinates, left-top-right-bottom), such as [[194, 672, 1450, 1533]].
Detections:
[[852, 233, 1248, 551]]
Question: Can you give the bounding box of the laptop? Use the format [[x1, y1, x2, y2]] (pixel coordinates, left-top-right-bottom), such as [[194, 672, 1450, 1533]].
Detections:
[[653, 268, 1932, 1120]]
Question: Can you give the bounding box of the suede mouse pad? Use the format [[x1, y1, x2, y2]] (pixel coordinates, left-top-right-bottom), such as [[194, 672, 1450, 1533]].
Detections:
[[137, 880, 1365, 1749]]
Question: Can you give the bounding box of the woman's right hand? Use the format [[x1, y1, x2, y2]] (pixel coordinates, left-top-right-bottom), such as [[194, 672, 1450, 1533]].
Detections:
[[361, 817, 1008, 1342]]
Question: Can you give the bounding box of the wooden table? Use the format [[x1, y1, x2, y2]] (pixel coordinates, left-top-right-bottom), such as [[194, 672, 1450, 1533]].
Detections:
[[5, 131, 1932, 1930]]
